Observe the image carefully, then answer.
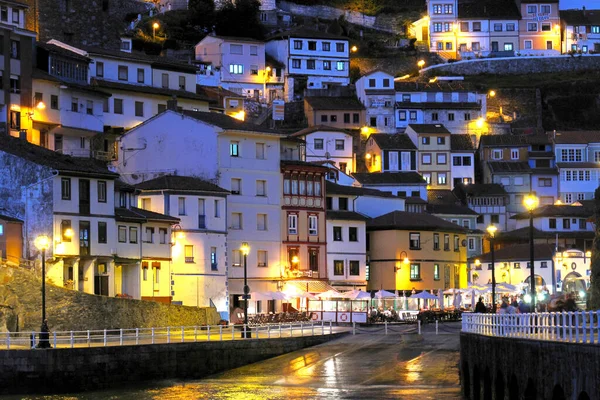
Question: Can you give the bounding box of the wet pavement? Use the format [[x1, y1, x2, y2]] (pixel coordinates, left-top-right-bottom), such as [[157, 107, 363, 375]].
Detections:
[[12, 322, 462, 400]]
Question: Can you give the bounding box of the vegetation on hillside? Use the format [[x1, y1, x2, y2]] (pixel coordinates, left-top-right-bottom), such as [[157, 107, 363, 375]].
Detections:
[[286, 0, 426, 16]]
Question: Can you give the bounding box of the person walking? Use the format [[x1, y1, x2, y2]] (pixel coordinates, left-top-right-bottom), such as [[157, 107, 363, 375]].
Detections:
[[475, 297, 487, 313]]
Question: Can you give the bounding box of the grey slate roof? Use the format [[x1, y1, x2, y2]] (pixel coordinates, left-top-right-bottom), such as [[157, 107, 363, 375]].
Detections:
[[369, 133, 416, 150], [368, 211, 469, 233], [455, 183, 507, 196], [326, 211, 369, 221], [394, 81, 477, 92], [472, 244, 555, 263], [451, 134, 475, 151], [289, 125, 349, 137], [325, 181, 396, 198], [556, 162, 600, 169], [181, 110, 284, 134], [395, 102, 481, 110], [0, 135, 117, 178], [407, 124, 451, 134], [510, 204, 594, 220], [136, 175, 228, 194], [427, 203, 479, 216], [352, 172, 426, 185], [91, 78, 212, 103], [267, 27, 348, 41], [0, 213, 23, 223], [427, 189, 459, 205], [304, 96, 365, 111], [479, 134, 549, 147], [487, 161, 531, 173], [560, 10, 600, 26]]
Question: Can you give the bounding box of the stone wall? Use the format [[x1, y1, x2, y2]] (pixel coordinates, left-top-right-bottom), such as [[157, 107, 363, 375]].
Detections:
[[460, 332, 598, 400], [278, 1, 401, 33], [22, 0, 149, 49], [0, 332, 347, 394], [422, 55, 600, 77], [0, 264, 221, 332]]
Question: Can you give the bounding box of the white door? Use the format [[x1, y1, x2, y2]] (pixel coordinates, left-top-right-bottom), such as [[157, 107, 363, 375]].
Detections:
[[401, 152, 411, 171], [389, 151, 399, 171]]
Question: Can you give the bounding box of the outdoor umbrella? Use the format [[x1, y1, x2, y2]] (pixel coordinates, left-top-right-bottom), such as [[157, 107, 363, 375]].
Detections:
[[316, 289, 343, 299], [374, 289, 397, 299], [341, 289, 371, 300], [411, 291, 438, 300], [289, 291, 317, 300], [267, 291, 289, 300], [453, 292, 463, 308], [238, 291, 275, 301]]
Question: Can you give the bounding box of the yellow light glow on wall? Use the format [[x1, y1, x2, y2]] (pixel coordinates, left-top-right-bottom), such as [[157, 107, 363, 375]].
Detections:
[[232, 111, 245, 121]]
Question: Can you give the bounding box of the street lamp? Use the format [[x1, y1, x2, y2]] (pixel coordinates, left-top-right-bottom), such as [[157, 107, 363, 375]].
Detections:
[[152, 22, 159, 39], [486, 225, 498, 313], [395, 251, 409, 272], [523, 194, 539, 311], [241, 242, 251, 338], [351, 45, 358, 53], [35, 234, 51, 348], [263, 66, 271, 103], [488, 90, 496, 98], [417, 60, 425, 70]]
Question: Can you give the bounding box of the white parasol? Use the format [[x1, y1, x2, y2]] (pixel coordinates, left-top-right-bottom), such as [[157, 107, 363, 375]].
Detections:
[[411, 291, 438, 300], [374, 289, 397, 299], [341, 289, 371, 300], [453, 292, 463, 308], [316, 289, 343, 299]]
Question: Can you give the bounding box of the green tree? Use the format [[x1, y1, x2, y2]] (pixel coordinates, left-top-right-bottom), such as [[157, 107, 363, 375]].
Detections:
[[590, 187, 600, 310], [188, 0, 215, 30], [214, 0, 263, 39]]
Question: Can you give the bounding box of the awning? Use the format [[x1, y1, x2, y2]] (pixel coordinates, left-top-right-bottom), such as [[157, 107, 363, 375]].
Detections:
[[49, 125, 102, 138], [286, 280, 337, 294]]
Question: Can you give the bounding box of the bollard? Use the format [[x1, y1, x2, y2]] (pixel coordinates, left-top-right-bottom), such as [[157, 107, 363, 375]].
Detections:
[[352, 322, 356, 335], [167, 327, 171, 344], [300, 322, 303, 337], [243, 324, 247, 339], [321, 321, 325, 336], [220, 325, 223, 341], [194, 326, 198, 342], [151, 327, 155, 344], [31, 332, 35, 349], [418, 320, 421, 335], [279, 323, 282, 338], [268, 325, 271, 339], [181, 326, 185, 343], [103, 329, 107, 346], [208, 325, 211, 341], [385, 321, 388, 335], [6, 332, 9, 350], [72, 331, 75, 348], [329, 320, 332, 335], [119, 329, 123, 346], [312, 322, 315, 336], [53, 332, 57, 348], [436, 320, 438, 335], [231, 324, 235, 340], [135, 328, 139, 345]]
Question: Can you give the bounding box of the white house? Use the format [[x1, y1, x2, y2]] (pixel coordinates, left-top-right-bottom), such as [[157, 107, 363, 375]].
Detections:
[[135, 175, 230, 318], [355, 70, 396, 134], [326, 181, 406, 219], [195, 35, 269, 99], [365, 133, 418, 174], [450, 134, 476, 188], [452, 183, 509, 233], [114, 107, 290, 315], [552, 131, 600, 203], [289, 126, 354, 175], [352, 171, 428, 201], [266, 27, 350, 101]]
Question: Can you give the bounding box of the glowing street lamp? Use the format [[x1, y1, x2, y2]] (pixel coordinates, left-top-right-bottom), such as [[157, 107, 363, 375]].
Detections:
[[523, 194, 539, 310], [153, 22, 159, 39], [489, 90, 496, 98], [487, 224, 498, 313], [35, 235, 51, 348], [241, 242, 251, 338], [417, 60, 425, 70], [351, 45, 358, 53]]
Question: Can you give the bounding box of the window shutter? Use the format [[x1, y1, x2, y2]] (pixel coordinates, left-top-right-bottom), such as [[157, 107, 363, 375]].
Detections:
[[383, 151, 389, 170]]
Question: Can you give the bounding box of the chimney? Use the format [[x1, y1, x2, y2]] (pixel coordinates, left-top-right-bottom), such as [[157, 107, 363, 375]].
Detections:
[[167, 96, 178, 111]]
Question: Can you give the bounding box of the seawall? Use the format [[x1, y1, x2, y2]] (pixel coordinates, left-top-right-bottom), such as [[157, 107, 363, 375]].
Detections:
[[0, 332, 348, 395]]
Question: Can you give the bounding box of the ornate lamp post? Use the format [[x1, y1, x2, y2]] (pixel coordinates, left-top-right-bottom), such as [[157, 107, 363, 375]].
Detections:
[[35, 235, 51, 348], [487, 225, 498, 313], [241, 242, 251, 338], [524, 194, 539, 311]]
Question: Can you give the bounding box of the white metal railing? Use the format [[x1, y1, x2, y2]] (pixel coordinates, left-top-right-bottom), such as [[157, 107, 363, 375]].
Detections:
[[0, 321, 335, 350], [462, 312, 600, 344]]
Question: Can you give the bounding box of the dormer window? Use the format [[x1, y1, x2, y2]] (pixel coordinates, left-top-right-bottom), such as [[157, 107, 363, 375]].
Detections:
[[120, 38, 131, 52]]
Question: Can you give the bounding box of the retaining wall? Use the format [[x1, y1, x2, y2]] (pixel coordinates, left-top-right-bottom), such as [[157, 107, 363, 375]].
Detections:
[[0, 332, 348, 394], [460, 332, 598, 399]]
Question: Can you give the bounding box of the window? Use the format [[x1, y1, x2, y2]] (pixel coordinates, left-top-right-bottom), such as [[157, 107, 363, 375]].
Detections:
[[84, 100, 93, 115], [349, 227, 358, 242], [97, 181, 107, 203], [448, 113, 455, 121], [118, 65, 128, 81], [308, 41, 316, 50], [434, 264, 440, 280], [71, 97, 79, 112], [433, 23, 442, 32], [229, 64, 243, 74], [230, 141, 239, 157], [292, 59, 301, 69], [0, 6, 6, 21], [514, 176, 524, 186], [323, 60, 331, 70], [539, 178, 552, 187], [256, 180, 266, 196], [472, 42, 480, 52], [540, 4, 550, 13], [504, 43, 514, 51], [433, 233, 440, 250], [410, 264, 421, 280], [231, 250, 241, 266], [344, 113, 350, 123], [353, 113, 359, 123], [97, 221, 107, 244], [118, 226, 127, 242], [444, 234, 450, 251], [293, 40, 302, 50], [308, 215, 318, 235], [61, 178, 71, 200], [336, 61, 345, 71], [10, 40, 19, 59], [320, 115, 328, 123], [444, 23, 452, 32], [209, 247, 217, 270], [349, 261, 359, 276], [322, 42, 330, 51], [433, 4, 442, 14], [409, 232, 420, 249], [231, 178, 241, 195], [185, 245, 194, 263], [9, 110, 19, 130], [129, 227, 138, 244], [330, 115, 337, 122], [491, 214, 499, 224], [422, 153, 432, 165], [436, 153, 447, 165], [334, 260, 344, 275], [409, 111, 417, 120], [468, 238, 475, 251], [527, 4, 537, 13], [114, 98, 123, 114], [563, 218, 571, 229], [370, 117, 377, 127], [257, 213, 267, 231], [310, 139, 324, 151], [335, 139, 344, 150], [159, 228, 167, 244], [443, 4, 453, 14], [510, 148, 519, 159], [579, 219, 586, 229], [431, 112, 439, 121], [288, 214, 298, 234], [255, 143, 265, 159], [333, 226, 342, 241], [257, 250, 267, 267], [494, 23, 502, 32], [506, 23, 515, 32], [50, 94, 59, 110], [134, 101, 144, 117], [492, 149, 503, 160], [144, 227, 154, 243], [137, 68, 144, 83], [231, 213, 242, 229], [473, 22, 481, 32], [336, 43, 345, 52], [454, 235, 459, 251], [230, 44, 243, 54], [250, 65, 259, 75], [178, 197, 186, 215], [438, 173, 447, 185], [398, 111, 407, 121], [422, 137, 430, 145]]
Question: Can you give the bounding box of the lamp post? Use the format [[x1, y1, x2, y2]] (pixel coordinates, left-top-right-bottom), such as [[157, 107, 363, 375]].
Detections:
[[524, 194, 539, 311], [153, 22, 159, 39], [35, 235, 51, 348], [263, 66, 271, 103], [241, 242, 251, 338], [487, 225, 498, 313]]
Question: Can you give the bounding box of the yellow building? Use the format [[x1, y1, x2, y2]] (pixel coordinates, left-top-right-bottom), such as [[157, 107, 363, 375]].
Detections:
[[518, 0, 561, 53], [367, 211, 468, 291]]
